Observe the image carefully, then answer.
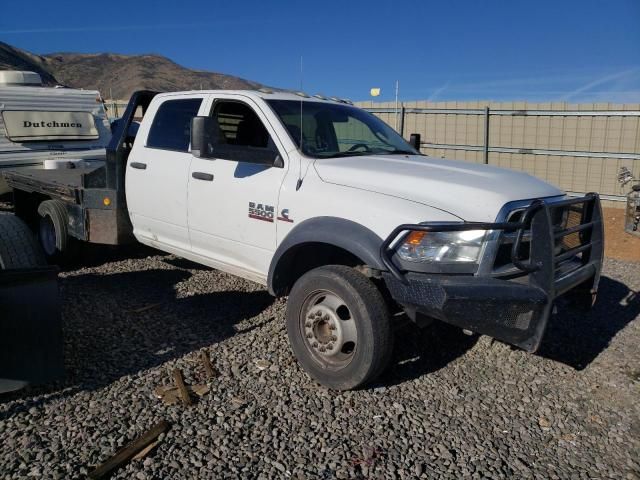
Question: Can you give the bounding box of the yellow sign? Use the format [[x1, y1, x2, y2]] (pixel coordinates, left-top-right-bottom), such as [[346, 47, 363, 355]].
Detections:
[[370, 88, 381, 97]]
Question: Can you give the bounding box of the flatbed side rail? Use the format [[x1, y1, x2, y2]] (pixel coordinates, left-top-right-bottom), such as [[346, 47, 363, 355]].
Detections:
[[3, 170, 80, 203]]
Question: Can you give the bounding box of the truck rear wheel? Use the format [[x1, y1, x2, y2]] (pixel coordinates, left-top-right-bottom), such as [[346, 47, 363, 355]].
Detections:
[[37, 200, 75, 263], [286, 265, 393, 390], [0, 213, 46, 269]]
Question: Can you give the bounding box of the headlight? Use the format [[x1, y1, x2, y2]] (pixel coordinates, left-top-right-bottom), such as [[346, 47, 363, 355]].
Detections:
[[396, 229, 487, 263]]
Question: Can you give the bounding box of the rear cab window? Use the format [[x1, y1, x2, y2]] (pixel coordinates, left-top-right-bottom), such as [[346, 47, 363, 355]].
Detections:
[[146, 98, 203, 152]]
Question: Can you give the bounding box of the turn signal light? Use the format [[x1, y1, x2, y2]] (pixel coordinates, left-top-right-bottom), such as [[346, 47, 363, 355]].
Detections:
[[405, 231, 427, 245]]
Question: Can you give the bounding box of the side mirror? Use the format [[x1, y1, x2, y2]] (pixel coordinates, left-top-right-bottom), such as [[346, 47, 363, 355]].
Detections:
[[191, 116, 218, 158], [238, 149, 282, 167], [409, 133, 421, 151]]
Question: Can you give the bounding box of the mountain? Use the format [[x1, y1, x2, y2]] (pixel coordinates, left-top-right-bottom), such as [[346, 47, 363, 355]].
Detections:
[[0, 42, 58, 85], [0, 41, 262, 99]]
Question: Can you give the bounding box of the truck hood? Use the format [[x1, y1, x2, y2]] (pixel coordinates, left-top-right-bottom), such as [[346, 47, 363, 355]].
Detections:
[[314, 155, 564, 222]]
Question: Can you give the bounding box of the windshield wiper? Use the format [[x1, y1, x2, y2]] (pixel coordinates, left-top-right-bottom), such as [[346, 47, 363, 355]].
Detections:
[[316, 151, 372, 159], [371, 148, 417, 155]]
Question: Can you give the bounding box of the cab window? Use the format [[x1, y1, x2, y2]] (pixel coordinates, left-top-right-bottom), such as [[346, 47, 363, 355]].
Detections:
[[147, 98, 202, 152], [208, 101, 279, 164], [213, 101, 274, 149]]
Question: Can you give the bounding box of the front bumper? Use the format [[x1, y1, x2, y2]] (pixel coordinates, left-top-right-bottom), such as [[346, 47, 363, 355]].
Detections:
[[381, 194, 604, 352]]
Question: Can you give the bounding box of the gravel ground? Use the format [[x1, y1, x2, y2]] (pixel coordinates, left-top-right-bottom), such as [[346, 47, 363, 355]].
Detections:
[[0, 247, 639, 479]]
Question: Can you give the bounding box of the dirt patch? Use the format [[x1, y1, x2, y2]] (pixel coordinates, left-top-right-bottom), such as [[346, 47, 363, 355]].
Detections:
[[603, 207, 640, 263]]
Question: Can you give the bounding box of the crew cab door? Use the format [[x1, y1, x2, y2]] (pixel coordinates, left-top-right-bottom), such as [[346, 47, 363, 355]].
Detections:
[[125, 95, 205, 253], [187, 95, 288, 281]]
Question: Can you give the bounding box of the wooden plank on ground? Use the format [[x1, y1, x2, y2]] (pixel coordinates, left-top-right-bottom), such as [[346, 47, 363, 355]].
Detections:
[[172, 368, 192, 406], [88, 420, 169, 479], [200, 349, 216, 380]]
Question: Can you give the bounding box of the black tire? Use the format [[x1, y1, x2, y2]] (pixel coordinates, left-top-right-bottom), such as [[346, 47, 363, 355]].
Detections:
[[0, 214, 47, 394], [37, 199, 75, 263], [286, 265, 393, 390], [0, 212, 46, 269]]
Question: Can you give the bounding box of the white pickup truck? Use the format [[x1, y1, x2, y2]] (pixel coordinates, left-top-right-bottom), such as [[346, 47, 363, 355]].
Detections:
[[1, 89, 604, 390]]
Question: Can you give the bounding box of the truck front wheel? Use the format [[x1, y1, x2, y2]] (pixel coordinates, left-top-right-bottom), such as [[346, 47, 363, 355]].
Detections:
[[286, 265, 393, 390], [37, 200, 75, 263]]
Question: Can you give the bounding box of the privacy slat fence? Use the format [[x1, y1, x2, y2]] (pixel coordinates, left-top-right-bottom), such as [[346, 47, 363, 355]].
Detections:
[[357, 101, 640, 207]]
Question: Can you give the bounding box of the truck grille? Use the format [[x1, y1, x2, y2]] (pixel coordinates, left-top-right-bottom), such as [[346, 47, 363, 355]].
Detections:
[[492, 197, 597, 278]]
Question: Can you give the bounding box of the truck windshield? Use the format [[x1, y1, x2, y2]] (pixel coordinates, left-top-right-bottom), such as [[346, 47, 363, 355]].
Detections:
[[266, 100, 418, 159]]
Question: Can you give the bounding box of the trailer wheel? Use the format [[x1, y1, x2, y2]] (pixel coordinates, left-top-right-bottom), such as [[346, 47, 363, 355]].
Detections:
[[286, 265, 393, 390], [0, 213, 46, 269], [37, 200, 75, 263]]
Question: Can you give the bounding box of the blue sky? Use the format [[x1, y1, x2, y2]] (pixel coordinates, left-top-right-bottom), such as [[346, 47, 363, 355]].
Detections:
[[2, 0, 639, 103]]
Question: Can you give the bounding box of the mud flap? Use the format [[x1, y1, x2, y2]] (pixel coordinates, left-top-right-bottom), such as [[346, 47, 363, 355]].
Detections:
[[0, 267, 63, 392]]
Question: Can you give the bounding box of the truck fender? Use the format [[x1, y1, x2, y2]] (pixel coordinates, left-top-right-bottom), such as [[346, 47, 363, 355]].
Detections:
[[267, 216, 385, 296]]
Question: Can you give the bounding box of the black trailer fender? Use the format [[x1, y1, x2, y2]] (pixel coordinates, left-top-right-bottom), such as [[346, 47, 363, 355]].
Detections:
[[267, 216, 385, 296]]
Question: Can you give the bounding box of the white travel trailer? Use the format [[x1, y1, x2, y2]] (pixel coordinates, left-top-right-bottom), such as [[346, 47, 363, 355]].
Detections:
[[0, 71, 111, 195]]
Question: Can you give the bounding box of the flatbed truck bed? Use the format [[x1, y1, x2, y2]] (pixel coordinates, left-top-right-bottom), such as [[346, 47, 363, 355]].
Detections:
[[4, 166, 103, 202], [3, 91, 158, 247]]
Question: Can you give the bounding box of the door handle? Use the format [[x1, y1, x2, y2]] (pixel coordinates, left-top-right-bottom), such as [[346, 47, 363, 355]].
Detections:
[[192, 172, 214, 181], [130, 162, 147, 170]]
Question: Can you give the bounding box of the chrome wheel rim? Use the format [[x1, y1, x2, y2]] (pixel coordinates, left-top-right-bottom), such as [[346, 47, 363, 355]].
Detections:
[[300, 290, 358, 369]]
